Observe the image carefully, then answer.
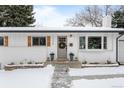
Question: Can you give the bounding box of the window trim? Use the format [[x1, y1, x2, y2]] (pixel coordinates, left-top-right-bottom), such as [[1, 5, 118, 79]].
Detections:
[[32, 36, 46, 46]]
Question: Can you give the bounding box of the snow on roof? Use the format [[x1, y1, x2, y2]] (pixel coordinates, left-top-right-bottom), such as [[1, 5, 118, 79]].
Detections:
[[0, 27, 123, 32]]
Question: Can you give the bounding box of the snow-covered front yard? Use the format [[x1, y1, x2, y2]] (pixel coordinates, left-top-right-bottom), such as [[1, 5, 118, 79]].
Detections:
[[0, 65, 54, 88], [69, 66, 124, 88], [1, 64, 124, 88]]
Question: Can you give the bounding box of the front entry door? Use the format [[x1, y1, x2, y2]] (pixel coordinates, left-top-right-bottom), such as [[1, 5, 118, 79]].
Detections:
[[57, 36, 67, 59]]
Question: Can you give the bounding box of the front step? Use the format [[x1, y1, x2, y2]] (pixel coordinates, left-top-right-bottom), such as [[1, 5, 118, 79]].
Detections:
[[57, 58, 68, 62], [51, 58, 69, 64], [52, 61, 69, 64]]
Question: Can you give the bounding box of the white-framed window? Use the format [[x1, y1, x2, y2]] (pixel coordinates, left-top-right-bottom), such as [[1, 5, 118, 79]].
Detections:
[[32, 37, 46, 46], [79, 37, 85, 49], [79, 36, 107, 50], [0, 37, 4, 46]]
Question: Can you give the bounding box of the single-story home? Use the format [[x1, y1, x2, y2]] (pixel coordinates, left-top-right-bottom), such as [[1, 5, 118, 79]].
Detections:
[[0, 16, 124, 68]]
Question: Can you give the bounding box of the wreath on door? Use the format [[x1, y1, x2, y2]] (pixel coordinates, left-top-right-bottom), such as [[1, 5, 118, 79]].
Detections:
[[59, 42, 66, 49]]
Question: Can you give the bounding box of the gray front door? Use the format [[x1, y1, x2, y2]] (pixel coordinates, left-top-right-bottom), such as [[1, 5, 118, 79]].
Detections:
[[57, 36, 67, 59]]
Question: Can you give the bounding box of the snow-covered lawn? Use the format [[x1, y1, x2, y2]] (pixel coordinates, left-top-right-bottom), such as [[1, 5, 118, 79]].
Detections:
[[69, 66, 124, 88], [0, 65, 54, 88], [1, 64, 124, 88]]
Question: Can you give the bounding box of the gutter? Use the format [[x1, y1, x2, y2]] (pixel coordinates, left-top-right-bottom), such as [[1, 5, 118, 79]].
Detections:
[[0, 30, 123, 33], [116, 33, 124, 65]]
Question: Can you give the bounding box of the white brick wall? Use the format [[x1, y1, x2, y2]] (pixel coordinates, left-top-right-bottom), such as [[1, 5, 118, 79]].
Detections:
[[0, 32, 119, 67]]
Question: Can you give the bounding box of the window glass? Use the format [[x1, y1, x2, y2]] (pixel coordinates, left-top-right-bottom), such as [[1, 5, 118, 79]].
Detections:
[[88, 37, 101, 49], [0, 37, 4, 46], [104, 36, 107, 49], [32, 37, 46, 46], [79, 37, 85, 49], [32, 37, 39, 46], [40, 37, 46, 45]]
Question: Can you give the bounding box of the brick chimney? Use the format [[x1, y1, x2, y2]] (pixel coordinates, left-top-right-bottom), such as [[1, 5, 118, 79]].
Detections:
[[102, 15, 112, 28]]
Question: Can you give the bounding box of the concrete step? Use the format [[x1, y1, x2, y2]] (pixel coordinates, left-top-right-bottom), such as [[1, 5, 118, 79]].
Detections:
[[57, 58, 68, 61], [51, 58, 69, 63]]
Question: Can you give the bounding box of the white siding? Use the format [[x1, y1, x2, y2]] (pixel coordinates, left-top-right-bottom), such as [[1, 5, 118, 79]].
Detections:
[[0, 32, 119, 66], [9, 34, 27, 47], [0, 47, 47, 65], [67, 34, 78, 59], [77, 33, 118, 63], [0, 33, 50, 66]]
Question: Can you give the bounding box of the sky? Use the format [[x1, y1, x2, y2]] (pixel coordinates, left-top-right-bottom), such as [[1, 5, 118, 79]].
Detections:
[[33, 5, 84, 27], [33, 5, 120, 27]]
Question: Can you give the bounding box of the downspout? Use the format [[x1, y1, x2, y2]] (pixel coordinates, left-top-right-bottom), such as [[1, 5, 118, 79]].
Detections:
[[116, 33, 124, 65]]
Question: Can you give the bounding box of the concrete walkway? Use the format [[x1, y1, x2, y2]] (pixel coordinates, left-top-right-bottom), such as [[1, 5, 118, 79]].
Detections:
[[51, 64, 72, 88]]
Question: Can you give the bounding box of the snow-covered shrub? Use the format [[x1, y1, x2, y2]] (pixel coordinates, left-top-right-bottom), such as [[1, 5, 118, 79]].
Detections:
[[47, 57, 50, 61], [107, 60, 111, 64], [89, 62, 99, 64], [35, 62, 39, 64], [75, 57, 78, 60], [8, 62, 15, 65], [82, 60, 87, 64], [27, 61, 32, 64], [22, 59, 28, 64], [20, 62, 23, 64]]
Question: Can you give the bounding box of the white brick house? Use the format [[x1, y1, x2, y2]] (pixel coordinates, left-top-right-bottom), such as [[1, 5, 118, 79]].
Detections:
[[0, 27, 124, 67]]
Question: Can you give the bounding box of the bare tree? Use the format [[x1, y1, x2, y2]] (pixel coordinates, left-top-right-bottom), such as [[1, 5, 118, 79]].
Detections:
[[66, 6, 102, 27], [103, 5, 112, 16], [66, 13, 85, 27], [85, 6, 103, 27], [65, 5, 121, 27], [119, 5, 124, 11]]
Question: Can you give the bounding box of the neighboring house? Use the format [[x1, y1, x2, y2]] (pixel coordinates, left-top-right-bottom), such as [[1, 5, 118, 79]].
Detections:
[[0, 16, 124, 67]]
